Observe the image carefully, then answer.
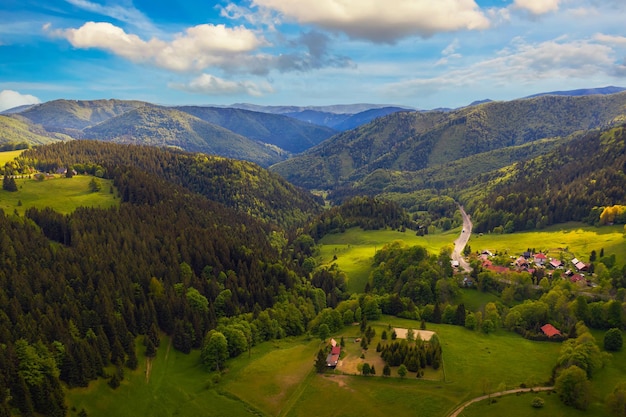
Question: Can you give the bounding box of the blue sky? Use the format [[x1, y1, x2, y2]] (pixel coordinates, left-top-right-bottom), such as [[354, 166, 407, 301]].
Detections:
[[1, 0, 625, 111]]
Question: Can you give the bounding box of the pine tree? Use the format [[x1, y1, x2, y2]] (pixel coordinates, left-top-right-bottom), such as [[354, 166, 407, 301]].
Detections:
[[314, 349, 327, 373]]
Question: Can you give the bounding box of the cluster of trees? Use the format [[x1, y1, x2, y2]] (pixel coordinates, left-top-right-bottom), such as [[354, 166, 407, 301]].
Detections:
[[367, 242, 455, 306], [379, 335, 442, 372], [0, 142, 30, 151], [307, 196, 413, 240], [553, 322, 607, 410]]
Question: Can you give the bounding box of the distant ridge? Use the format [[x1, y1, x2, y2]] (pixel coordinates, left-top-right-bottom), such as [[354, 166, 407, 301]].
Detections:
[[524, 86, 625, 98], [228, 103, 414, 115]]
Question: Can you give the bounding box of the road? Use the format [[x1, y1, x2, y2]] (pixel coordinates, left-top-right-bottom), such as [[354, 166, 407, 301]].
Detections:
[[447, 386, 554, 417], [451, 205, 472, 273]]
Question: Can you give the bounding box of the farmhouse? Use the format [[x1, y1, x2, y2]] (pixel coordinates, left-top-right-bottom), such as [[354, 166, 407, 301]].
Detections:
[[549, 259, 563, 269], [533, 253, 547, 265], [540, 324, 561, 338], [326, 345, 341, 368], [575, 261, 588, 271]]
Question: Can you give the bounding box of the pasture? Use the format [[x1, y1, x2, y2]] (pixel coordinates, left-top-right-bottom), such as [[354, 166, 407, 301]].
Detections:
[[66, 319, 624, 417], [0, 149, 23, 164], [0, 175, 117, 215], [469, 222, 626, 265]]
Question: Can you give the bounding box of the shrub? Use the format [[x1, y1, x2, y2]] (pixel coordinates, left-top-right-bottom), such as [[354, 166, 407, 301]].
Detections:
[[532, 397, 545, 408]]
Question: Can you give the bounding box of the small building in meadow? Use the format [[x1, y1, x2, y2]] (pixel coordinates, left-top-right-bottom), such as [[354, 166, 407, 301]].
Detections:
[[326, 345, 341, 367]]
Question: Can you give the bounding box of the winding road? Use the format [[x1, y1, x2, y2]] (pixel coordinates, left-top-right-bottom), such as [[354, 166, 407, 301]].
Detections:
[[451, 205, 472, 273]]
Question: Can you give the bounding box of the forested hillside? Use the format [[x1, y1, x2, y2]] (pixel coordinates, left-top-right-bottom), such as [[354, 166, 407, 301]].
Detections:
[[18, 141, 322, 229], [0, 141, 325, 416], [271, 92, 626, 191], [464, 125, 626, 233]]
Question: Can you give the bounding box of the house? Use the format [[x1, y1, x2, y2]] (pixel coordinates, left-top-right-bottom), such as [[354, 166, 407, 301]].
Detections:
[[541, 324, 561, 338], [533, 253, 547, 265], [570, 274, 585, 285], [451, 260, 459, 268], [515, 256, 529, 269], [549, 259, 563, 269], [575, 261, 588, 271], [326, 345, 341, 367]]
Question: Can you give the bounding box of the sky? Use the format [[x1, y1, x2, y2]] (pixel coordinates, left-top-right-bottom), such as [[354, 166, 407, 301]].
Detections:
[[1, 0, 625, 111]]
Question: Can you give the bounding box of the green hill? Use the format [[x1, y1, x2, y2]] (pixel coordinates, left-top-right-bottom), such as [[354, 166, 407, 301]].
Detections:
[[17, 98, 147, 132], [176, 106, 337, 153], [82, 106, 286, 167], [19, 140, 322, 229], [0, 115, 71, 146]]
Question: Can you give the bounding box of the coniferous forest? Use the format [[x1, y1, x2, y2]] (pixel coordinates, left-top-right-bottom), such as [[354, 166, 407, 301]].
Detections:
[[0, 141, 328, 416]]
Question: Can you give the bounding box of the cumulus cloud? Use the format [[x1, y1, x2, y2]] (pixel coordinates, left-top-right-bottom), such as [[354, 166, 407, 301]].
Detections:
[[170, 73, 274, 96], [0, 90, 41, 112], [53, 21, 265, 72], [383, 37, 618, 97], [513, 0, 560, 15], [251, 0, 491, 43]]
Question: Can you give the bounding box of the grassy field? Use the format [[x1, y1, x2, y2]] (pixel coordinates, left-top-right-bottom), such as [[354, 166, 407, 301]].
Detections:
[[469, 222, 626, 264], [0, 175, 118, 215], [0, 149, 24, 164], [318, 227, 458, 293], [458, 390, 608, 417], [66, 337, 257, 417], [66, 319, 625, 417], [317, 222, 626, 294]]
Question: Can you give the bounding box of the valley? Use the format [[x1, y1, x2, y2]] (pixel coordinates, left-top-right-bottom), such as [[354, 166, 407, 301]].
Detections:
[[1, 88, 626, 417]]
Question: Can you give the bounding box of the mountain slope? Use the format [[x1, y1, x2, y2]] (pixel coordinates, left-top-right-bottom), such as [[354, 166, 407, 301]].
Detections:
[[271, 92, 626, 190], [17, 99, 147, 132], [285, 106, 410, 130], [175, 106, 336, 153], [82, 106, 286, 167], [0, 115, 71, 146]]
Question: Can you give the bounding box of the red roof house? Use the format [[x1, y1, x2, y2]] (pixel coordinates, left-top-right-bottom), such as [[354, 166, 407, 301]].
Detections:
[[541, 324, 561, 337]]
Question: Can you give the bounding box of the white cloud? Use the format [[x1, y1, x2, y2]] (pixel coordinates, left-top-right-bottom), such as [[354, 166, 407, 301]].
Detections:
[[513, 0, 560, 15], [0, 90, 41, 112], [170, 73, 274, 97], [383, 37, 618, 97], [53, 21, 265, 72], [594, 33, 626, 46], [251, 0, 491, 43]]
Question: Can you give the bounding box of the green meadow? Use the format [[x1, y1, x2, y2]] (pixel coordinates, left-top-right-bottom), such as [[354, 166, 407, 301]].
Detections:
[[0, 175, 118, 215], [469, 222, 626, 264], [0, 149, 24, 164], [67, 317, 582, 417]]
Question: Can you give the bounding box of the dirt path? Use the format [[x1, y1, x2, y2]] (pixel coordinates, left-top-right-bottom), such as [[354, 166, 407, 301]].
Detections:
[[146, 338, 171, 384], [451, 205, 472, 273], [447, 386, 554, 417]]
